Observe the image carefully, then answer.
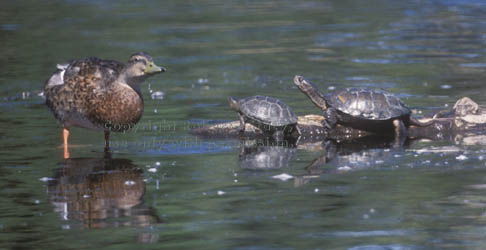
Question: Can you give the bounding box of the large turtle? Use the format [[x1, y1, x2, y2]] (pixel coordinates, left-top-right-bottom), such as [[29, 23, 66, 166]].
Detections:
[[228, 95, 301, 140], [293, 75, 434, 138]]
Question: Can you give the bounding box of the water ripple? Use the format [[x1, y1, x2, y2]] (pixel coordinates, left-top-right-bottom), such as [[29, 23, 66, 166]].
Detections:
[[348, 244, 422, 250], [114, 137, 238, 155], [302, 229, 414, 238], [460, 63, 486, 68], [351, 59, 393, 64]]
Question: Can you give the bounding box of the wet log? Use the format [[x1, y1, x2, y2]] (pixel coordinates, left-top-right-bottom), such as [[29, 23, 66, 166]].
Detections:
[[191, 97, 486, 143], [408, 97, 486, 141]]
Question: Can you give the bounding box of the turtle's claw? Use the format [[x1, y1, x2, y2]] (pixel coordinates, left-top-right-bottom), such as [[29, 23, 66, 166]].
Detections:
[[323, 120, 332, 129]]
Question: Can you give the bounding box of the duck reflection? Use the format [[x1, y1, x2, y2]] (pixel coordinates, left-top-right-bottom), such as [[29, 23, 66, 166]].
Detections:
[[239, 139, 296, 170], [47, 153, 160, 230]]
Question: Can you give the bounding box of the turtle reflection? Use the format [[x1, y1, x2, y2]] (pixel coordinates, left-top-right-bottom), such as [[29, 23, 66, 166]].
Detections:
[[295, 136, 405, 187], [47, 153, 160, 230], [239, 139, 296, 170]]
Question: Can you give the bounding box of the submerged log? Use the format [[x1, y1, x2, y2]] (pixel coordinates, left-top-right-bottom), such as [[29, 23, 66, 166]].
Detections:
[[191, 97, 486, 143]]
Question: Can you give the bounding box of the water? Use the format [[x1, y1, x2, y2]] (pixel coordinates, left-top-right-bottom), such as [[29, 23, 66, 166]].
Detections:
[[2, 0, 486, 249]]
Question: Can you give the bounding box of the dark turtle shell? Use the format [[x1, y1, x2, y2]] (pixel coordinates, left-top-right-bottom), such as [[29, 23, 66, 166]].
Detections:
[[325, 88, 411, 120], [239, 96, 297, 127]]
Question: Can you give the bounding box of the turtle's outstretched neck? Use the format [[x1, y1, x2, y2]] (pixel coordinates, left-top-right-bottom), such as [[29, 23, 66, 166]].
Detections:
[[293, 75, 328, 110]]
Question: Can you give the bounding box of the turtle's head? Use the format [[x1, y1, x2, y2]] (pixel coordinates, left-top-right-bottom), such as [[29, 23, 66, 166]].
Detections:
[[293, 75, 328, 110], [228, 96, 240, 112], [124, 52, 166, 83], [293, 75, 316, 93]]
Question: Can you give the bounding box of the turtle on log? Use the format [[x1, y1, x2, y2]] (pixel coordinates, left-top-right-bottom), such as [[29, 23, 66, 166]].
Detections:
[[228, 95, 301, 140], [293, 75, 434, 139]]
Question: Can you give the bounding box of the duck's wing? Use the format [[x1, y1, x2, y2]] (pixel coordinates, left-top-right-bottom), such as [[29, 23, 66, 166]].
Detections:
[[63, 57, 125, 88], [44, 57, 126, 125]]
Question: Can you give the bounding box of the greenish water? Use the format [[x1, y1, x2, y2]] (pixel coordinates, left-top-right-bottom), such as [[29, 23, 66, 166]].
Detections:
[[2, 0, 486, 249]]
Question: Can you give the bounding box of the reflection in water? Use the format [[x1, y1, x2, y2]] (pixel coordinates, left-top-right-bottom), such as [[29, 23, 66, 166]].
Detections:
[[236, 136, 404, 187], [295, 137, 406, 187], [238, 139, 296, 170], [47, 154, 160, 234]]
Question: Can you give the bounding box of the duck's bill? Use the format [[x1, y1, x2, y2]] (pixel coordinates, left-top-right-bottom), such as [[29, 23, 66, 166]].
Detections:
[[145, 63, 166, 74]]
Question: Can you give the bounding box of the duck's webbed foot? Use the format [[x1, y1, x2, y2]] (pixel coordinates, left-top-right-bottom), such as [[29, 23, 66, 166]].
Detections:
[[104, 130, 110, 152], [63, 127, 70, 159]]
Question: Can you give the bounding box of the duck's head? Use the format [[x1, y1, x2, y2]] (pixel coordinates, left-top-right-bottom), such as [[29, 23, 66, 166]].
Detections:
[[123, 52, 166, 84]]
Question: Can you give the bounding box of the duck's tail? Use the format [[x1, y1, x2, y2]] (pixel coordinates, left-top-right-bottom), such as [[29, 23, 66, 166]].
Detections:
[[45, 63, 69, 87]]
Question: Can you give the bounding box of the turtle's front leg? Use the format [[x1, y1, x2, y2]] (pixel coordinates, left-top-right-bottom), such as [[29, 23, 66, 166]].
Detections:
[[323, 108, 338, 130], [392, 119, 407, 147], [272, 130, 284, 142], [238, 114, 246, 133], [294, 125, 302, 137], [393, 119, 407, 137], [292, 125, 302, 144]]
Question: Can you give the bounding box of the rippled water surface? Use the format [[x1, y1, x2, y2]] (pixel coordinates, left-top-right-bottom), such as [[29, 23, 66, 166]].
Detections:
[[2, 0, 486, 249]]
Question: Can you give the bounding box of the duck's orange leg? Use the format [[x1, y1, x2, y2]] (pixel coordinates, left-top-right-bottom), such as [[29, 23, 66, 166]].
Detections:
[[63, 127, 70, 159], [104, 130, 110, 152]]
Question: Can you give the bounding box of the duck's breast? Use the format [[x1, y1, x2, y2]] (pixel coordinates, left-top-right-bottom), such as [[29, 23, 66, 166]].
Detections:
[[89, 83, 144, 132]]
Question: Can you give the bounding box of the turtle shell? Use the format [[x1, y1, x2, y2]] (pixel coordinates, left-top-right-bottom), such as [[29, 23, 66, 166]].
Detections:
[[325, 88, 411, 120], [239, 96, 297, 126]]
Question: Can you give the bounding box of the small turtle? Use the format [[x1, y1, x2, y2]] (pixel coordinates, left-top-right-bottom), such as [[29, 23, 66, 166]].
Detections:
[[433, 96, 479, 118], [293, 75, 433, 138], [228, 95, 300, 139]]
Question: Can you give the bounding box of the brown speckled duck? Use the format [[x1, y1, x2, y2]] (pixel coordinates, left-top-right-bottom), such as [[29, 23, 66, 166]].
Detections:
[[44, 52, 165, 158]]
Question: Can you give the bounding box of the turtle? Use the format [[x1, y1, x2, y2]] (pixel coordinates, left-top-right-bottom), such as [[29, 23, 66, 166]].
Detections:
[[433, 96, 479, 118], [228, 95, 301, 140], [293, 75, 434, 138], [45, 52, 166, 158]]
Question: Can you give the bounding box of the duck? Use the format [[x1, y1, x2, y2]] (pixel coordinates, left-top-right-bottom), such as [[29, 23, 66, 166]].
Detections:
[[44, 52, 166, 158]]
